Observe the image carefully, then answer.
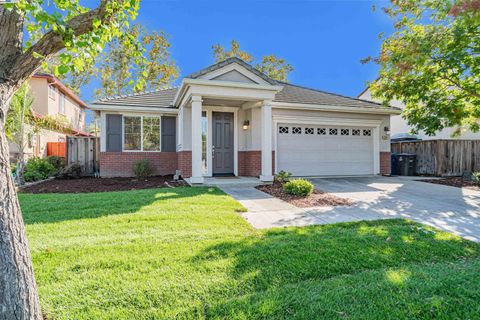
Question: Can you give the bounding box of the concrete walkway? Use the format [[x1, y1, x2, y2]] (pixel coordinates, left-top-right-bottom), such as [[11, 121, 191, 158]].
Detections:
[[220, 176, 480, 242]]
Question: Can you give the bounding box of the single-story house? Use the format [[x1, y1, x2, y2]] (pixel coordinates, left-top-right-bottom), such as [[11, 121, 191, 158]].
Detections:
[[91, 57, 401, 184]]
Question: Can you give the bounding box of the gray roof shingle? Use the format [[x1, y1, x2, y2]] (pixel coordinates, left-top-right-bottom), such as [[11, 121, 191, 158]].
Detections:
[[92, 87, 178, 108], [273, 82, 387, 109], [91, 59, 396, 111]]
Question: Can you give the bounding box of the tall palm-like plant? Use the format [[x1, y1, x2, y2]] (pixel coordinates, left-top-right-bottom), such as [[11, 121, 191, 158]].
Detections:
[[6, 84, 34, 185]]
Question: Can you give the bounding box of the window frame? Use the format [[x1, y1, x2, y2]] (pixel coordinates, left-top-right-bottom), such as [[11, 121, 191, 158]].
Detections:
[[59, 92, 65, 114], [48, 85, 56, 100], [122, 115, 162, 152]]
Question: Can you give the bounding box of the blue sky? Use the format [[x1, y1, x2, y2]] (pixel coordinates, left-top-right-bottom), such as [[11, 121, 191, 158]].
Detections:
[[82, 0, 394, 105]]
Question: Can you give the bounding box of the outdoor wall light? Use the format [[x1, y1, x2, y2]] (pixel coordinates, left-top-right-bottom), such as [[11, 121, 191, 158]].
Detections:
[[243, 120, 250, 130], [384, 126, 391, 134]]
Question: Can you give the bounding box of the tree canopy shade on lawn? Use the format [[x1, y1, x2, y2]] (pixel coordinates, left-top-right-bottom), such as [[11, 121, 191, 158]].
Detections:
[[19, 187, 480, 319]]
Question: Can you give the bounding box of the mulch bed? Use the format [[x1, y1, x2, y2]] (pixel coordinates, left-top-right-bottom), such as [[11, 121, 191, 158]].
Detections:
[[419, 177, 480, 191], [256, 183, 354, 208], [20, 175, 188, 194]]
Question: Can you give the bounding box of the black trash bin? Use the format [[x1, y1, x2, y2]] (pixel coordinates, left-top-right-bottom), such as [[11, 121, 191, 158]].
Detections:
[[397, 153, 416, 176], [391, 154, 399, 175]]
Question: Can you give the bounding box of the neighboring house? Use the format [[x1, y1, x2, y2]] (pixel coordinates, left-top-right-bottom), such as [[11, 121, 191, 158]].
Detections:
[[9, 73, 90, 162], [91, 57, 400, 183], [359, 87, 480, 141]]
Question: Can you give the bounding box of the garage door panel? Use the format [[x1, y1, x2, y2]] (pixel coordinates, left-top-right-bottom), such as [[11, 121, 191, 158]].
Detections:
[[277, 125, 374, 176]]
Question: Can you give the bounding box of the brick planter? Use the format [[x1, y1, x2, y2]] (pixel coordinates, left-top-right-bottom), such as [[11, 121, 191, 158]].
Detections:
[[100, 152, 177, 177]]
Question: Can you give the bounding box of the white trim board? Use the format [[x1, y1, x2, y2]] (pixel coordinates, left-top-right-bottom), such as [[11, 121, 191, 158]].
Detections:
[[271, 101, 401, 115]]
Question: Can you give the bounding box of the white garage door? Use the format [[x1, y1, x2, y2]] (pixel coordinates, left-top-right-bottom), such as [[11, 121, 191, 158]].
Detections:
[[277, 125, 374, 176]]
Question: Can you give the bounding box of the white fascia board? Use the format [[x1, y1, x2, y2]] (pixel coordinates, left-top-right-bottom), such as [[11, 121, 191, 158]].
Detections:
[[183, 78, 283, 92], [273, 115, 383, 127], [270, 101, 402, 115], [172, 78, 283, 107], [89, 104, 178, 114]]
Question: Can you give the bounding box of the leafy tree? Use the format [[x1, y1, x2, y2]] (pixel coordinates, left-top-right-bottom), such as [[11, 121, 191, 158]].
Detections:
[[95, 24, 178, 99], [212, 40, 294, 82], [213, 39, 253, 63], [43, 23, 178, 97], [0, 1, 141, 318], [364, 0, 480, 136]]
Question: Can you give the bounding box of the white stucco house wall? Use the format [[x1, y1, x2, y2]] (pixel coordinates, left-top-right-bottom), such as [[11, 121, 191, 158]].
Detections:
[[359, 87, 480, 141], [91, 58, 400, 183]]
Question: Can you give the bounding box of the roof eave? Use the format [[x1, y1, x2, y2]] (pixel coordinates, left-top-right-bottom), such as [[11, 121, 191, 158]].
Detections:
[[270, 101, 402, 115], [89, 104, 179, 114]]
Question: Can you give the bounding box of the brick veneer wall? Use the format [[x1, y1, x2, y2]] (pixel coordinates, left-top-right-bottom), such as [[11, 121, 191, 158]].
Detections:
[[238, 151, 275, 177], [380, 152, 391, 175], [100, 152, 177, 177], [177, 151, 192, 178]]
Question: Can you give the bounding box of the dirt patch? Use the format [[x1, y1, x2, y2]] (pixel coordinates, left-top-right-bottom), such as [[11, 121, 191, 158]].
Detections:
[[256, 183, 354, 208], [20, 175, 188, 194], [419, 177, 480, 191]]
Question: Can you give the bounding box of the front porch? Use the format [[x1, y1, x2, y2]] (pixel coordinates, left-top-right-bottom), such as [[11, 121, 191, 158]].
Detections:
[[175, 78, 282, 185]]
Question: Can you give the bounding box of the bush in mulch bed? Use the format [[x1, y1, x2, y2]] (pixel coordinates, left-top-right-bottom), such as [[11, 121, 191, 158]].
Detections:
[[256, 182, 354, 208], [20, 175, 188, 194], [419, 177, 480, 191]]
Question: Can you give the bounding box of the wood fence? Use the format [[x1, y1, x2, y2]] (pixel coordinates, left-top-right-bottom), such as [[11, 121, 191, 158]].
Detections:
[[46, 142, 66, 157], [67, 136, 100, 175], [391, 140, 480, 176]]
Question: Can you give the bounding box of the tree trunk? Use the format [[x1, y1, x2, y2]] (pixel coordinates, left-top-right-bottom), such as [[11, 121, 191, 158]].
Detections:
[[0, 93, 42, 319]]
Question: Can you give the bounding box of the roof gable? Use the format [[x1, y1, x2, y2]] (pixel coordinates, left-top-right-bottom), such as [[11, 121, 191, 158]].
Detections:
[[211, 70, 258, 84], [186, 57, 276, 85]]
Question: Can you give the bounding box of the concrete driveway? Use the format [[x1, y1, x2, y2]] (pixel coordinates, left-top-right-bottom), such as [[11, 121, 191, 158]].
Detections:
[[232, 176, 480, 242]]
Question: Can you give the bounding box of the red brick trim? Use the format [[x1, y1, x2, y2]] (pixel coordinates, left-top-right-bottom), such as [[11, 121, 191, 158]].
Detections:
[[238, 151, 275, 177], [380, 152, 391, 175], [177, 151, 192, 178], [100, 152, 177, 177]]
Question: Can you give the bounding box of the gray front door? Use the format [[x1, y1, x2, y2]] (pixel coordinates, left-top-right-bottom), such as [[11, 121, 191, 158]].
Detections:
[[212, 112, 234, 176]]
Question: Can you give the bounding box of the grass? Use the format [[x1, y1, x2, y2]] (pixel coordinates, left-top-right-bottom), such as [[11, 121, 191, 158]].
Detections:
[[20, 187, 480, 319]]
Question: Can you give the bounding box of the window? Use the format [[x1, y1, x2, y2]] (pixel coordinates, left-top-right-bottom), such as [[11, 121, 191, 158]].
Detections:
[[341, 129, 350, 136], [317, 128, 326, 135], [201, 111, 207, 174], [59, 93, 65, 114], [305, 127, 314, 135], [123, 116, 142, 150], [292, 127, 302, 134], [329, 128, 338, 135], [278, 126, 289, 134], [48, 85, 56, 99], [363, 129, 372, 136], [352, 129, 361, 136], [143, 117, 160, 151]]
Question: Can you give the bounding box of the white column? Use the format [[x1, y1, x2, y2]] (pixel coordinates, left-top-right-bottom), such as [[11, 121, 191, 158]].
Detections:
[[190, 95, 204, 184], [260, 100, 274, 182]]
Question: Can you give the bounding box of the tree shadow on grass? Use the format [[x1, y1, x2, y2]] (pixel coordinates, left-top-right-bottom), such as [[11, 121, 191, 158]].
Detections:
[[192, 219, 480, 317], [20, 187, 221, 225]]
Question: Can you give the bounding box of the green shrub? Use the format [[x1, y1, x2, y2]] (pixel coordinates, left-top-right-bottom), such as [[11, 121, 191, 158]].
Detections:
[[58, 163, 83, 179], [23, 157, 56, 182], [133, 160, 153, 179], [275, 170, 292, 184], [473, 172, 480, 186], [46, 156, 65, 173], [283, 178, 314, 197]]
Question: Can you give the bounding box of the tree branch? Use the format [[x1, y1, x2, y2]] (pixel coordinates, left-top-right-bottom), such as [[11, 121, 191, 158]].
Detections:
[[8, 0, 114, 88], [0, 7, 24, 82], [441, 75, 480, 100]]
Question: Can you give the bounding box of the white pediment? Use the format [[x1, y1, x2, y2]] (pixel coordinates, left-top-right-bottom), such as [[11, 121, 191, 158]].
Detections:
[[212, 70, 258, 84], [197, 62, 271, 85]]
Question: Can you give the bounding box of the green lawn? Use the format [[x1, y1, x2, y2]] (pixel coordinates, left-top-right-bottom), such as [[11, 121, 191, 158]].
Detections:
[[20, 187, 480, 319]]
